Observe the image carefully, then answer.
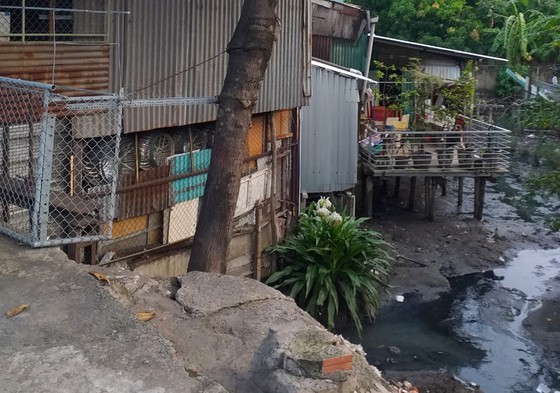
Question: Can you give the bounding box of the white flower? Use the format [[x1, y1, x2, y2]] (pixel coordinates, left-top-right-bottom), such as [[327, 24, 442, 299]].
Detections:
[[317, 197, 332, 210], [327, 212, 343, 225], [316, 207, 331, 218]]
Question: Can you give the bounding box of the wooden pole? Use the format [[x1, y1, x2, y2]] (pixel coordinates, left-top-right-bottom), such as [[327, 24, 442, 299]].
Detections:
[[428, 177, 436, 221], [253, 200, 263, 281], [361, 169, 367, 215], [270, 113, 279, 272], [457, 177, 464, 207], [408, 176, 416, 211], [474, 177, 486, 220], [393, 176, 401, 198], [424, 177, 433, 220], [365, 175, 374, 217]]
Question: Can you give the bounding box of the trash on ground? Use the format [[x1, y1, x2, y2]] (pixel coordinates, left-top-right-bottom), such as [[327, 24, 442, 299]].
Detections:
[[6, 304, 29, 318], [536, 383, 550, 393], [89, 271, 111, 284], [136, 311, 156, 322], [395, 295, 405, 302]]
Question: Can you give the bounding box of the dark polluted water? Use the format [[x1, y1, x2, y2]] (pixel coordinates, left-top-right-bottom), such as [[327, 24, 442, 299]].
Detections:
[[343, 248, 560, 393]]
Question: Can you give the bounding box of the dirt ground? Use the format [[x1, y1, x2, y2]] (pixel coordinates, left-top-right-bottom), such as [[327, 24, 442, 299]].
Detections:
[[361, 175, 560, 393]]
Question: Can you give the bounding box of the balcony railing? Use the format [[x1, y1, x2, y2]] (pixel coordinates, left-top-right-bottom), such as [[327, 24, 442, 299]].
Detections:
[[359, 125, 512, 176]]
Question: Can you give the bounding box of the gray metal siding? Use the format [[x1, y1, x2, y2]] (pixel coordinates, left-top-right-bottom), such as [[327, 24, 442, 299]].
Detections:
[[112, 0, 309, 134], [300, 65, 359, 193]]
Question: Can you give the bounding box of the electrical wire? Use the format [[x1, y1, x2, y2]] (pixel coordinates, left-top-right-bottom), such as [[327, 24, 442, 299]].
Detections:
[[130, 50, 227, 96]]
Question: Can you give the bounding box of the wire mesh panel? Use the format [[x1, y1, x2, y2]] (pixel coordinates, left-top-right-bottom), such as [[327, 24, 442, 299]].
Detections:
[[0, 78, 45, 243], [0, 1, 109, 42], [0, 76, 122, 246]]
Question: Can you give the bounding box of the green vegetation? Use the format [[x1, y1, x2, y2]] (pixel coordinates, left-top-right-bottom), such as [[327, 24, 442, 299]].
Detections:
[[347, 0, 560, 62], [495, 65, 527, 98], [521, 99, 560, 131], [266, 198, 393, 337]]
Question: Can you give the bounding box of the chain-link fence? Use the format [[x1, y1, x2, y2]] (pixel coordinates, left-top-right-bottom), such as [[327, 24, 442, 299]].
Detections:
[[0, 74, 298, 267], [0, 1, 108, 42], [0, 76, 121, 246]]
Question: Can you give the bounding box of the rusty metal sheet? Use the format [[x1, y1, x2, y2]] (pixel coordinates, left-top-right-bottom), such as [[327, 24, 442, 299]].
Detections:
[[116, 165, 170, 220], [0, 43, 110, 95], [311, 0, 369, 42], [312, 35, 332, 62]]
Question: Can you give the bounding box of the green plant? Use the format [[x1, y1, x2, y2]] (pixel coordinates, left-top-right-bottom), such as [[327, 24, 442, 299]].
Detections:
[[266, 198, 393, 337], [521, 99, 560, 131], [495, 65, 527, 98]]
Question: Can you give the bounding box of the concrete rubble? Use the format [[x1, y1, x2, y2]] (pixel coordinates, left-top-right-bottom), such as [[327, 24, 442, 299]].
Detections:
[[0, 237, 401, 392]]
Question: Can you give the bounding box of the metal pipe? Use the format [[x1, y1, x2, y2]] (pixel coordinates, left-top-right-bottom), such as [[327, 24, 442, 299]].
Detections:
[[0, 76, 55, 91], [0, 5, 130, 14], [361, 15, 379, 101]]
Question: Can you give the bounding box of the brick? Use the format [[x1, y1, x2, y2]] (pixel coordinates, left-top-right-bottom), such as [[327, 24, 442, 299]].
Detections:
[[322, 354, 353, 368], [322, 361, 353, 374]]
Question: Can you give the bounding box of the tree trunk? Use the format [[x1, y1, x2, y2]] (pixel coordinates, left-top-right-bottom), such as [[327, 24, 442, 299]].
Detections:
[[188, 0, 279, 273]]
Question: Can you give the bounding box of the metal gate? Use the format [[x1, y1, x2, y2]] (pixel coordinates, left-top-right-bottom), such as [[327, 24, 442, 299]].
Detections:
[[0, 77, 122, 246]]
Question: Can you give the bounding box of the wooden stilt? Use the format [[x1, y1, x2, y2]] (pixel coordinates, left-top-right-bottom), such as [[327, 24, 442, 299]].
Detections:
[[408, 177, 416, 211], [424, 177, 435, 221], [429, 177, 436, 221], [440, 177, 447, 197], [394, 177, 401, 198], [365, 175, 374, 217], [381, 179, 388, 195], [474, 177, 487, 220], [360, 170, 366, 215], [253, 200, 262, 281], [457, 177, 464, 207]]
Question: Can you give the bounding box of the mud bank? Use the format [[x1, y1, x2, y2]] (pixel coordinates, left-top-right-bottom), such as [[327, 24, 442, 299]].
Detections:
[[354, 172, 560, 393]]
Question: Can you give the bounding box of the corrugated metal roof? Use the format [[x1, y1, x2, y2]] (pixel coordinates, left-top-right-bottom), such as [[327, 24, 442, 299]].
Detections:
[[112, 0, 309, 134], [374, 35, 508, 62], [300, 64, 359, 193]]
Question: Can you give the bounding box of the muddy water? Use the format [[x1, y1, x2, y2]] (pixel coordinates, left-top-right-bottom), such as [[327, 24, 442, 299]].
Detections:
[[345, 152, 560, 392], [456, 248, 560, 392]]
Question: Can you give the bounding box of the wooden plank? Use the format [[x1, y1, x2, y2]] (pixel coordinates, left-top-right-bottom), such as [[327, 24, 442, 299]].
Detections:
[[254, 200, 263, 281]]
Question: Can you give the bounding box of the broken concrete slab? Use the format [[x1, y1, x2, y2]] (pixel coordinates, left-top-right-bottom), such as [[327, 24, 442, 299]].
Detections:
[[0, 237, 225, 393], [120, 271, 398, 392], [176, 271, 289, 316], [251, 322, 396, 393]]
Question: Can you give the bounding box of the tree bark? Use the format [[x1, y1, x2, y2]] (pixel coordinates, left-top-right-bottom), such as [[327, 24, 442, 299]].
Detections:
[[188, 0, 279, 273]]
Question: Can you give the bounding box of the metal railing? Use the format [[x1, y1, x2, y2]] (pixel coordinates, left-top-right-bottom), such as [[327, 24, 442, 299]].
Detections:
[[359, 122, 512, 175]]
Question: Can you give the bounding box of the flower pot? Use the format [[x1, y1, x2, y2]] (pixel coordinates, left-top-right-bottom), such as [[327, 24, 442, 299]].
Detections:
[[393, 155, 410, 169], [411, 151, 432, 169], [457, 148, 474, 169], [436, 149, 453, 169]]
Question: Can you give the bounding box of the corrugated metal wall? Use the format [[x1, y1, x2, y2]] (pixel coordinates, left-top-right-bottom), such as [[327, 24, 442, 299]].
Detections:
[[312, 35, 332, 62], [332, 35, 368, 72], [300, 65, 359, 193], [0, 43, 110, 94], [423, 60, 461, 81], [114, 0, 310, 134]]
